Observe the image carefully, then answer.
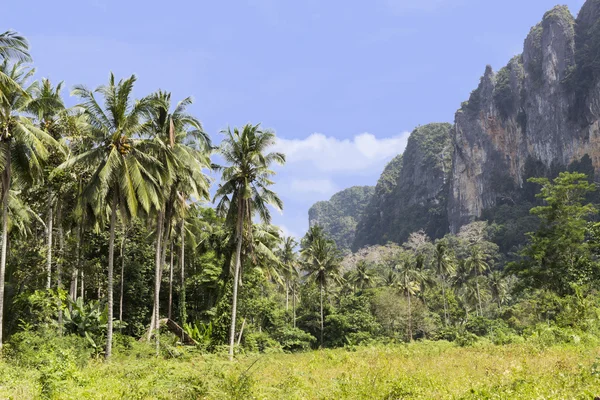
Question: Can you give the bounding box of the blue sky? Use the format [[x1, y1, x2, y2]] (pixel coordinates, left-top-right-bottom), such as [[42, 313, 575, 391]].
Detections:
[[5, 0, 586, 238]]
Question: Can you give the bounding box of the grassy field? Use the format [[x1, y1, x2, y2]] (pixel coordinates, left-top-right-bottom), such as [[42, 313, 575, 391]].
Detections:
[[2, 341, 600, 399]]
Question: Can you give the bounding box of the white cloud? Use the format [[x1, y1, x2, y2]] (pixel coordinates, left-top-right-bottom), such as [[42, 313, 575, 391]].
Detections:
[[277, 224, 300, 239], [289, 179, 338, 195], [274, 132, 409, 173]]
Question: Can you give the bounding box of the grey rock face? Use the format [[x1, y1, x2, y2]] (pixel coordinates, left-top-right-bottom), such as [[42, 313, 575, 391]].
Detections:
[[449, 4, 600, 231]]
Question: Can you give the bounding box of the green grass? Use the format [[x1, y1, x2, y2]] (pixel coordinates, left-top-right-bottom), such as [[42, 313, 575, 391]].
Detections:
[[2, 341, 600, 399]]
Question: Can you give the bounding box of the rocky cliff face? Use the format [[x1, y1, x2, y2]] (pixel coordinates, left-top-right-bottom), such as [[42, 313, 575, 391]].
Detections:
[[352, 123, 452, 250], [308, 186, 374, 252], [310, 1, 600, 249], [449, 3, 600, 231]]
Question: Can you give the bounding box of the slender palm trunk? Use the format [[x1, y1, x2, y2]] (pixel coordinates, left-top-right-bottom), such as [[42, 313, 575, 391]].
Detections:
[[168, 242, 173, 320], [46, 191, 53, 290], [475, 277, 483, 317], [119, 230, 126, 329], [441, 279, 448, 325], [285, 280, 289, 311], [319, 281, 324, 348], [407, 291, 412, 341], [105, 191, 117, 359], [0, 155, 10, 350], [80, 271, 84, 301], [228, 199, 244, 361], [57, 206, 64, 331], [179, 219, 186, 326], [292, 283, 296, 328], [152, 210, 164, 355], [70, 222, 82, 302]]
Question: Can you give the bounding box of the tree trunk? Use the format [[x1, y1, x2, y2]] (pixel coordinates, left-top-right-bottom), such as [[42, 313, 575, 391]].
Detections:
[[320, 281, 324, 348], [168, 241, 173, 320], [292, 283, 296, 328], [57, 206, 64, 331], [179, 219, 186, 327], [442, 280, 448, 326], [0, 153, 10, 350], [228, 198, 244, 361], [46, 190, 53, 290], [80, 271, 84, 301], [105, 191, 117, 359], [407, 291, 412, 341], [70, 222, 82, 302], [152, 209, 164, 355], [119, 229, 126, 329], [285, 280, 289, 311], [476, 277, 483, 317]]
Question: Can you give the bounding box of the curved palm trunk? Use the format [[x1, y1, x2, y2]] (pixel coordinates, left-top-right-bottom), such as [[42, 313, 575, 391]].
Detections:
[[168, 242, 173, 320], [320, 280, 324, 348], [0, 152, 10, 349], [179, 219, 186, 326], [45, 191, 53, 290], [228, 199, 244, 361], [105, 191, 118, 359]]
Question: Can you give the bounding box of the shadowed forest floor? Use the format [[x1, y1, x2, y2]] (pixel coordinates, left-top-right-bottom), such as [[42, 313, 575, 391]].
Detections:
[[2, 340, 600, 399]]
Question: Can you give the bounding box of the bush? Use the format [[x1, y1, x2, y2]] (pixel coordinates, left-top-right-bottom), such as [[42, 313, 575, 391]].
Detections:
[[273, 327, 316, 352], [243, 331, 283, 353]]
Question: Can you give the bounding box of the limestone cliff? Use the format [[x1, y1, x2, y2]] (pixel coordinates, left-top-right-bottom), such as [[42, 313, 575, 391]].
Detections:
[[449, 3, 600, 231], [308, 186, 374, 252], [352, 123, 452, 250]]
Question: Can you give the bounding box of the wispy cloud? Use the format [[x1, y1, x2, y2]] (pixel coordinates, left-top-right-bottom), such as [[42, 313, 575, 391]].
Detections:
[[274, 132, 410, 174]]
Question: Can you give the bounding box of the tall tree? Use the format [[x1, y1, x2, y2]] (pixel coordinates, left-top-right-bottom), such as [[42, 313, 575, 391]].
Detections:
[[60, 74, 161, 358], [465, 245, 489, 317], [214, 123, 285, 361], [301, 228, 341, 347], [508, 172, 598, 295], [142, 91, 210, 350], [0, 61, 58, 348], [395, 254, 423, 341], [433, 240, 455, 325]]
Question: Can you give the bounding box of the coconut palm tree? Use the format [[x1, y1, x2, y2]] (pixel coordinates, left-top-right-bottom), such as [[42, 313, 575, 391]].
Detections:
[[0, 61, 58, 348], [301, 232, 341, 347], [141, 91, 210, 349], [395, 255, 424, 341], [214, 123, 285, 361], [26, 78, 68, 291], [349, 260, 376, 291], [488, 270, 507, 308], [0, 31, 30, 103], [59, 73, 161, 358], [279, 236, 298, 312], [465, 245, 489, 317], [433, 240, 455, 325]]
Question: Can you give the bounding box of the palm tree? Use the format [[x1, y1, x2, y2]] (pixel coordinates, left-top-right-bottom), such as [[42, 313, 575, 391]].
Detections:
[[214, 123, 285, 361], [27, 78, 68, 291], [59, 74, 161, 358], [349, 260, 376, 291], [0, 31, 30, 103], [279, 236, 298, 313], [0, 61, 58, 348], [301, 231, 341, 347], [488, 271, 507, 308], [395, 256, 423, 341], [142, 91, 210, 349], [465, 245, 489, 317], [433, 240, 455, 325]]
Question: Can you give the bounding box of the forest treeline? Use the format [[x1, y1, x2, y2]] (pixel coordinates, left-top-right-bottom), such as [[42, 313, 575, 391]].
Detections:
[[2, 30, 600, 371]]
